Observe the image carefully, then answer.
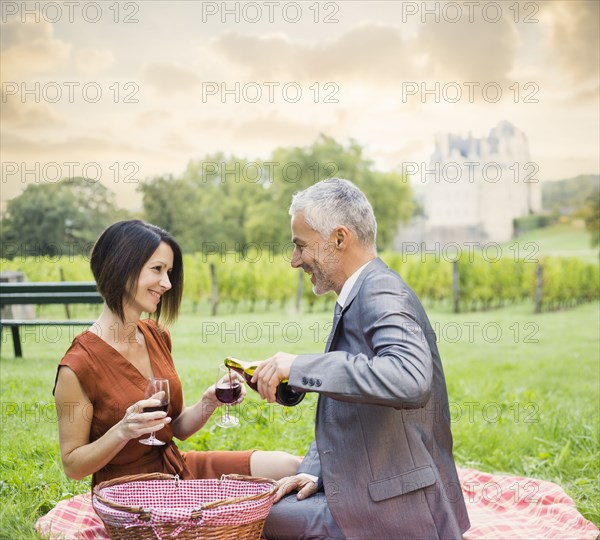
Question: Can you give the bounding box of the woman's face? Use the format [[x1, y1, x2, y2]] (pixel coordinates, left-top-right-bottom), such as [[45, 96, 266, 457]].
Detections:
[[128, 241, 174, 316]]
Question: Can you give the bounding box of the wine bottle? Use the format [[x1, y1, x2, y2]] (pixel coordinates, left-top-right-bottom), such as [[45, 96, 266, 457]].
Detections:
[[224, 357, 305, 406]]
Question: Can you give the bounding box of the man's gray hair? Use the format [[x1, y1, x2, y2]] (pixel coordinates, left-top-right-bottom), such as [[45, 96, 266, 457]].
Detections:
[[289, 178, 377, 250]]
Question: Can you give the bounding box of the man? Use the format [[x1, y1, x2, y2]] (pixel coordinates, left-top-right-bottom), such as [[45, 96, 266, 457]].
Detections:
[[254, 178, 470, 540]]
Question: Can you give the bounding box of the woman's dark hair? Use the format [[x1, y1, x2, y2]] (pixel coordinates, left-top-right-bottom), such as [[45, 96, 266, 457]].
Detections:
[[90, 220, 183, 324]]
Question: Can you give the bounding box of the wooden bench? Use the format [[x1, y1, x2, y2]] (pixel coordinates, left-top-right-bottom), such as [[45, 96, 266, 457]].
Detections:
[[0, 282, 103, 357]]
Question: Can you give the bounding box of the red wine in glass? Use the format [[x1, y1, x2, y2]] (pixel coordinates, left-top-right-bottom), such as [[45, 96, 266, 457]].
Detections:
[[215, 382, 241, 404], [215, 366, 240, 428], [139, 378, 170, 446], [143, 403, 169, 414]]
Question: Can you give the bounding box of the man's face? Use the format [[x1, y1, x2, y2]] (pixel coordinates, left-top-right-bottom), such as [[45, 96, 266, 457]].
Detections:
[[290, 212, 341, 295]]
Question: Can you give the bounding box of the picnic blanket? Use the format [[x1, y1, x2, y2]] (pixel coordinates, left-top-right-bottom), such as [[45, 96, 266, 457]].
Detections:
[[36, 468, 599, 540]]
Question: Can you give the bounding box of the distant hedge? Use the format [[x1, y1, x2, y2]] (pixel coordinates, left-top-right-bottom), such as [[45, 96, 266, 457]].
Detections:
[[2, 250, 598, 314]]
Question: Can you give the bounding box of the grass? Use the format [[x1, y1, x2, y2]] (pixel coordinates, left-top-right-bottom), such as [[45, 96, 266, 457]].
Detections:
[[506, 223, 599, 263], [1, 300, 599, 538]]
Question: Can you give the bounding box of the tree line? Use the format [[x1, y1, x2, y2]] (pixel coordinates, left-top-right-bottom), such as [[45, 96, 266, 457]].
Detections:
[[1, 136, 413, 258]]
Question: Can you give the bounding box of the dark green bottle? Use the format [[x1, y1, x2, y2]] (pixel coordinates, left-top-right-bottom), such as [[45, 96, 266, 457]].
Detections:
[[224, 357, 305, 406]]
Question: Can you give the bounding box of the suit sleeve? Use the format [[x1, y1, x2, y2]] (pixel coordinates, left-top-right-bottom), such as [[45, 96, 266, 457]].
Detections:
[[289, 271, 433, 409]]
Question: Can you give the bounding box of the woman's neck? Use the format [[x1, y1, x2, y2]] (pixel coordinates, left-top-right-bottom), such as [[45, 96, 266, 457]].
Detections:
[[91, 305, 143, 348]]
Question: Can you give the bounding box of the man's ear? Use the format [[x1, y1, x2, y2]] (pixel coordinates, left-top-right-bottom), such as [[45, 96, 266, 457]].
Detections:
[[335, 227, 349, 248]]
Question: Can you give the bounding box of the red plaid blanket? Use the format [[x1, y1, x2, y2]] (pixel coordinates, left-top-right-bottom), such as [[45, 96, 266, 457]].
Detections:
[[36, 491, 105, 540], [459, 468, 598, 540], [36, 468, 599, 540]]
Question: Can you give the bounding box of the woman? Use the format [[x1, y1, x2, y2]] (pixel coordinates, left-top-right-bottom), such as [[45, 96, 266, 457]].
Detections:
[[53, 220, 300, 488]]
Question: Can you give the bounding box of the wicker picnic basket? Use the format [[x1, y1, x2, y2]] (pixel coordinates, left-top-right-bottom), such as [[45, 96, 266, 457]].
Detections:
[[92, 473, 278, 540]]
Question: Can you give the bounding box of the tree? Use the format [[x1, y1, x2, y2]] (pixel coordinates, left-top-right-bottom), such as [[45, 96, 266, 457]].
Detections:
[[137, 136, 415, 255], [359, 171, 414, 250], [1, 178, 123, 259], [261, 135, 414, 250], [137, 174, 200, 250], [576, 185, 600, 247], [542, 174, 599, 217], [139, 154, 271, 254]]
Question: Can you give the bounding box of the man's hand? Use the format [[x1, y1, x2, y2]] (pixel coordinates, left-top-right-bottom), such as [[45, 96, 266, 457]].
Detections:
[[251, 352, 297, 403], [273, 474, 318, 503]]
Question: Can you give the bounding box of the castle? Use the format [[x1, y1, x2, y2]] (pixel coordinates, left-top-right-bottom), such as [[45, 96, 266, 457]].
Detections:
[[397, 121, 542, 250]]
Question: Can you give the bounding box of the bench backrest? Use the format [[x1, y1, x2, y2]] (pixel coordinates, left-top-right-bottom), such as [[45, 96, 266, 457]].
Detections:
[[0, 282, 103, 306]]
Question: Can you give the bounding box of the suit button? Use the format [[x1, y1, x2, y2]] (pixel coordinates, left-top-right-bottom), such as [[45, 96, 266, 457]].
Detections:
[[309, 378, 315, 386], [302, 377, 309, 385], [315, 379, 322, 387]]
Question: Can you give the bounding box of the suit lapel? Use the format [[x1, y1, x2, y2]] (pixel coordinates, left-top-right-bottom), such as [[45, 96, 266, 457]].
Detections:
[[325, 258, 385, 352]]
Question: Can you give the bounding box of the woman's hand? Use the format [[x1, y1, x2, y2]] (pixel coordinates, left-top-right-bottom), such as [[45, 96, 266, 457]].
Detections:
[[117, 398, 171, 442]]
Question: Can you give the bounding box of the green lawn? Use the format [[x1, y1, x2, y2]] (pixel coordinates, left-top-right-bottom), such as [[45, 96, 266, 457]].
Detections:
[[1, 301, 599, 538], [506, 223, 599, 263]]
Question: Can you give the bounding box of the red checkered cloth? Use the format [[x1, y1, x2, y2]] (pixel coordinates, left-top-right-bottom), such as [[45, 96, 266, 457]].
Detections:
[[459, 468, 599, 540], [36, 469, 599, 540], [35, 492, 108, 540]]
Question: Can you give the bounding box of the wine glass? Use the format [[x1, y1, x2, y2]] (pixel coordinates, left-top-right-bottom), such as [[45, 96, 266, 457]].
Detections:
[[139, 378, 170, 446], [214, 365, 241, 428]]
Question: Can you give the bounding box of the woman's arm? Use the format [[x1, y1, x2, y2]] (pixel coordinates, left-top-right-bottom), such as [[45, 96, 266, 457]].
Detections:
[[170, 388, 219, 441], [55, 366, 170, 480]]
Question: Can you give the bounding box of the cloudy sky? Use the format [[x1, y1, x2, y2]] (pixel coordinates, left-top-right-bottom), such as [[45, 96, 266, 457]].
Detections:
[[1, 0, 599, 209]]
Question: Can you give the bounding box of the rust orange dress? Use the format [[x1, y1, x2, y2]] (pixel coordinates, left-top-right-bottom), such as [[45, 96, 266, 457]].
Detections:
[[53, 319, 252, 488]]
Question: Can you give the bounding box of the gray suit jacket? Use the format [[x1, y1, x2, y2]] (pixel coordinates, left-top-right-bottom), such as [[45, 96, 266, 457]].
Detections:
[[289, 258, 470, 539]]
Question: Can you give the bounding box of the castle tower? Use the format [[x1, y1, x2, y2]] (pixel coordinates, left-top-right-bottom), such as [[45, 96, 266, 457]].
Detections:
[[421, 121, 541, 245]]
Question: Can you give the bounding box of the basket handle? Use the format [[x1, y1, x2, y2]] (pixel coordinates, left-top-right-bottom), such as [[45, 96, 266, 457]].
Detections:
[[93, 473, 177, 517], [198, 474, 278, 512], [223, 473, 278, 485], [95, 472, 175, 490]]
